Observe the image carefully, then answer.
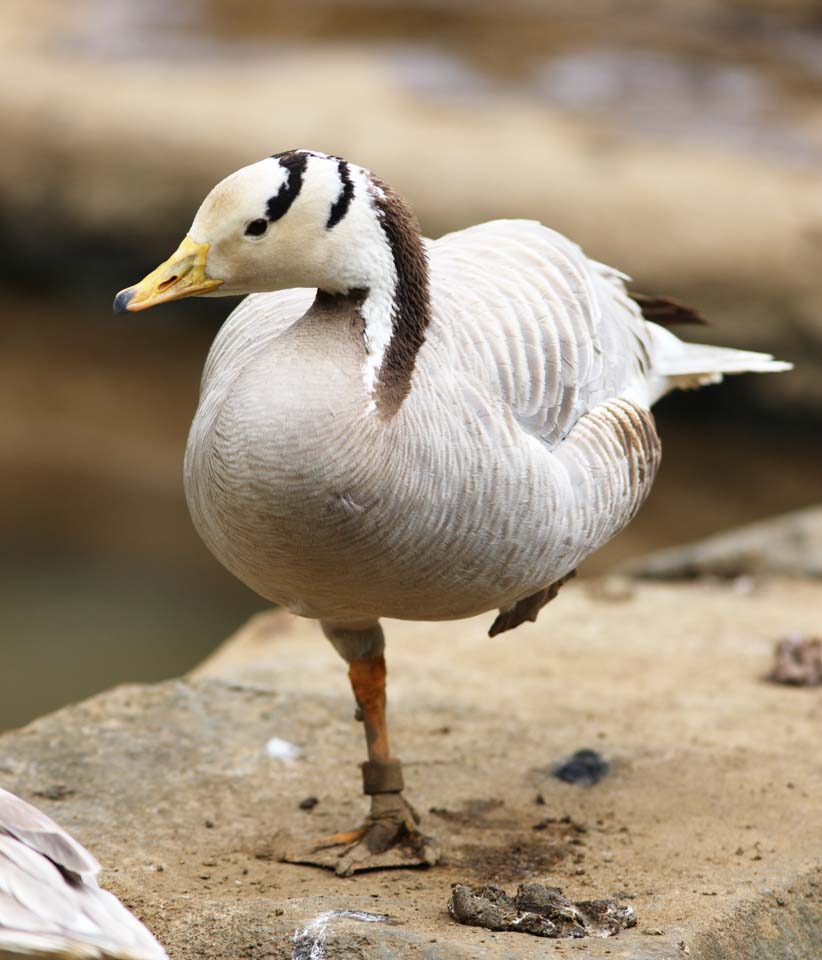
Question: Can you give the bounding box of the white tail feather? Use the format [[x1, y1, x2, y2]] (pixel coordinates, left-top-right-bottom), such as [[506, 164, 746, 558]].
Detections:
[[658, 341, 792, 377], [645, 323, 792, 404]]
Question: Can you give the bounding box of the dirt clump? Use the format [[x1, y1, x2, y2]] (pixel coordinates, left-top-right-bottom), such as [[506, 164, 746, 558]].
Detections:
[[448, 882, 636, 938], [767, 634, 822, 686]]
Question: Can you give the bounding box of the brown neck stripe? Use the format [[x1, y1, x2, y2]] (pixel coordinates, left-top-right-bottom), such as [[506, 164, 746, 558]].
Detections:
[[369, 175, 432, 417]]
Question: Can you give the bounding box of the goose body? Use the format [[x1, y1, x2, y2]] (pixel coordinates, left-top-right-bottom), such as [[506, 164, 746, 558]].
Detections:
[[0, 788, 167, 960], [116, 149, 790, 873], [185, 220, 664, 624]]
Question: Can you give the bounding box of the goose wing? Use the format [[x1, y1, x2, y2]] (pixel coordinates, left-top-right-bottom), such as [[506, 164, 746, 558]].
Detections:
[[426, 219, 653, 445], [0, 788, 167, 960]]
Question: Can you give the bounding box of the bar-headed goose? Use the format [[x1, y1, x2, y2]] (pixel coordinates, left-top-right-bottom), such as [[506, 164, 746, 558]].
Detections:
[[114, 149, 790, 876], [0, 787, 168, 959]]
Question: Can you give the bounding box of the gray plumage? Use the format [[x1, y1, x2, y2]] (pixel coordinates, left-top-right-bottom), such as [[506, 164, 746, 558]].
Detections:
[[183, 217, 786, 628]]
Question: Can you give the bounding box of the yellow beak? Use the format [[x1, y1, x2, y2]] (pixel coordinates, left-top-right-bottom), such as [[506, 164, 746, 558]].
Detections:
[[113, 235, 223, 313]]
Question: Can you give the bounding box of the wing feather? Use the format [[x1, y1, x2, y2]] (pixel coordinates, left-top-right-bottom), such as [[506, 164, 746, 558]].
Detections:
[[0, 790, 167, 960], [426, 220, 651, 448]]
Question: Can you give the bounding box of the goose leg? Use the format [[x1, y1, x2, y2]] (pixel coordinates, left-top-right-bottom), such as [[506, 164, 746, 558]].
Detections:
[[284, 621, 439, 877]]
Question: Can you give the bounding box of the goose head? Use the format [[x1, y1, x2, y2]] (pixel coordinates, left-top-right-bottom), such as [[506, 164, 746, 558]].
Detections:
[[114, 149, 406, 311], [115, 149, 431, 413]]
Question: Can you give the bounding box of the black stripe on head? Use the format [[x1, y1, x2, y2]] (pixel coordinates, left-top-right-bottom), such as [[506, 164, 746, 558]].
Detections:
[[266, 151, 309, 222], [326, 160, 355, 230]]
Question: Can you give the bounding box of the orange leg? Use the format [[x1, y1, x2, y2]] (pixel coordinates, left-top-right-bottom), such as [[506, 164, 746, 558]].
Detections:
[[349, 656, 393, 766], [285, 623, 439, 875], [312, 655, 404, 851]]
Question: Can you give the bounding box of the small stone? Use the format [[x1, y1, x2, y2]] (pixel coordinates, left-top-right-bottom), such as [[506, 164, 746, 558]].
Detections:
[[33, 784, 74, 801], [767, 635, 822, 686], [553, 750, 610, 786]]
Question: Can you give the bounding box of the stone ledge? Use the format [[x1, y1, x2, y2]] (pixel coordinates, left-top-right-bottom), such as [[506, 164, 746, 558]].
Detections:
[[2, 579, 821, 958]]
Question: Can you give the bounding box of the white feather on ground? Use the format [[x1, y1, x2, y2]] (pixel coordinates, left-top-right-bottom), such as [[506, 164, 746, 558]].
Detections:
[[0, 788, 167, 960]]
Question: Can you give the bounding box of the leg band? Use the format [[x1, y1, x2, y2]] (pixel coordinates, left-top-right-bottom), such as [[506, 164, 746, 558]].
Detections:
[[361, 758, 404, 795]]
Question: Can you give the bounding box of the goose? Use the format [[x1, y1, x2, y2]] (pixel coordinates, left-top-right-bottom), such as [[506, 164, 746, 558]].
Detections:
[[0, 787, 168, 959], [114, 149, 790, 876]]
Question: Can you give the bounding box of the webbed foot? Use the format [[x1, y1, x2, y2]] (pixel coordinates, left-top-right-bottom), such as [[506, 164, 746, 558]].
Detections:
[[283, 792, 440, 877]]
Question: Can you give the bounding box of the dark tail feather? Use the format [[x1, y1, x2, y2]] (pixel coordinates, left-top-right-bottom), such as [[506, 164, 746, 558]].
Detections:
[[630, 292, 708, 327]]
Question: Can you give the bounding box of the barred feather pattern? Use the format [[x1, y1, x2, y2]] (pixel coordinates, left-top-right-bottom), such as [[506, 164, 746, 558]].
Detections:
[[185, 220, 665, 626]]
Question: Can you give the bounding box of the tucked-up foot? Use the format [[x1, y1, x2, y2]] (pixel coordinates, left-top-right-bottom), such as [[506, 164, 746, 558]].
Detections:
[[283, 792, 440, 877]]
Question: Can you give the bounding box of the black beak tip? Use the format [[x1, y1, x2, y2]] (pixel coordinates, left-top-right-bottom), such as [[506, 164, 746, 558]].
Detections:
[[113, 288, 134, 314]]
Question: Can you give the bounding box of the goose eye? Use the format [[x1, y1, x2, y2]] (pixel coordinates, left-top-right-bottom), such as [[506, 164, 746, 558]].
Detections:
[[244, 218, 269, 238]]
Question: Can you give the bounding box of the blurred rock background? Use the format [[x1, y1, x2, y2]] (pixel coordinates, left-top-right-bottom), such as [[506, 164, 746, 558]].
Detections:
[[0, 0, 819, 730]]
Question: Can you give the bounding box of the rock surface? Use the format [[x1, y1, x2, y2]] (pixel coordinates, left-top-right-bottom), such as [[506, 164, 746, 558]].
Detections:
[[622, 505, 822, 580], [2, 580, 822, 958]]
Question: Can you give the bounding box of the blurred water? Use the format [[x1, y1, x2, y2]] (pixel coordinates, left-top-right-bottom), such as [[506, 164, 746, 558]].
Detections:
[[0, 545, 262, 733], [59, 0, 822, 166], [534, 51, 821, 166]]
